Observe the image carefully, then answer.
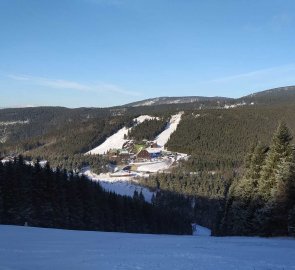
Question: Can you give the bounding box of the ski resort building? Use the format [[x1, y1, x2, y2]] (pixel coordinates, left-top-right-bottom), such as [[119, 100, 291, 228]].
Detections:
[[137, 148, 162, 160]]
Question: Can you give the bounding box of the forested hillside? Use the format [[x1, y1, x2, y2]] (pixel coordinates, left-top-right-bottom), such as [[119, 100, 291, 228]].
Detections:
[[167, 104, 295, 171], [0, 157, 191, 235], [127, 118, 168, 141], [143, 122, 295, 236], [239, 86, 295, 105]]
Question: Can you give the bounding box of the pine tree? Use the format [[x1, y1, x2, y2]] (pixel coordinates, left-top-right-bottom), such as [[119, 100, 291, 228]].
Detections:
[[254, 122, 294, 235], [258, 122, 293, 202], [222, 143, 267, 235], [288, 206, 295, 236], [223, 123, 295, 236], [269, 157, 295, 234]]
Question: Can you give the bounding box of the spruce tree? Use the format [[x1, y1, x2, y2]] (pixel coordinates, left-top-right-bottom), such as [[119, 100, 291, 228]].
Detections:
[[258, 122, 293, 202], [222, 143, 267, 235], [254, 122, 294, 235]]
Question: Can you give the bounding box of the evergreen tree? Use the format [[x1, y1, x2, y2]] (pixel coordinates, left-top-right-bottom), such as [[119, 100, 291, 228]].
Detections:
[[254, 122, 294, 235], [258, 122, 293, 201], [221, 143, 267, 235], [224, 123, 295, 236]]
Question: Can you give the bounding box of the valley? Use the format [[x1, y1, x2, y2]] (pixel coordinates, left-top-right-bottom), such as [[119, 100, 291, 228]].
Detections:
[[2, 2, 295, 268], [1, 86, 295, 237]]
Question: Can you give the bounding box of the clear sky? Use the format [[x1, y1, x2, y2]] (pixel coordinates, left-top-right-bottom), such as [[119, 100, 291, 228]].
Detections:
[[1, 0, 295, 108]]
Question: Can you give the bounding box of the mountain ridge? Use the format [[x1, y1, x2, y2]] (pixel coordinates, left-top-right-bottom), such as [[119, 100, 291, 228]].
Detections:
[[1, 85, 295, 110], [124, 85, 295, 107]]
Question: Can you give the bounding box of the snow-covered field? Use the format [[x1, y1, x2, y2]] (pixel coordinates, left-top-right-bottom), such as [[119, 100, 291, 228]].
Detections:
[[1, 225, 295, 270], [83, 170, 154, 202], [155, 112, 183, 147], [136, 159, 173, 173], [99, 181, 154, 202]]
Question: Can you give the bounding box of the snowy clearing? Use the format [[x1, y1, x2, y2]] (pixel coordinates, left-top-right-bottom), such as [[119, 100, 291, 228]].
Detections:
[[99, 181, 154, 202], [83, 169, 154, 202], [134, 115, 160, 123], [86, 115, 159, 155], [0, 120, 29, 126], [136, 159, 173, 173], [155, 112, 183, 147], [1, 225, 295, 270], [193, 224, 212, 236], [86, 126, 129, 155]]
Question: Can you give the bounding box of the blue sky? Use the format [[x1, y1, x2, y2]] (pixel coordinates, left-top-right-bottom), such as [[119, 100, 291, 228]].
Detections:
[[1, 0, 295, 108]]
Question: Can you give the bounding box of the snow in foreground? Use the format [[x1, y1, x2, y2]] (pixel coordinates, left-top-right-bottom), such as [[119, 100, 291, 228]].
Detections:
[[1, 225, 295, 270]]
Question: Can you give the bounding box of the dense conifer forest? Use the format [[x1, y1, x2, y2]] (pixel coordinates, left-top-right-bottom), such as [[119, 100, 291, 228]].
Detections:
[[127, 118, 167, 141], [166, 104, 295, 170], [222, 123, 295, 236], [140, 123, 295, 236], [0, 157, 191, 235]]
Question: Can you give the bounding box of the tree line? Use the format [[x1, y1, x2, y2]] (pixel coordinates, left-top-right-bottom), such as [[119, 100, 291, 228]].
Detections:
[[0, 157, 191, 235]]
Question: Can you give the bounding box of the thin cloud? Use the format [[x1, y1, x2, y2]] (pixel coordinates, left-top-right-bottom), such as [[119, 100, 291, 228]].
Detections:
[[196, 64, 295, 97], [8, 74, 92, 92], [7, 74, 141, 97], [95, 83, 141, 96], [208, 64, 295, 84]]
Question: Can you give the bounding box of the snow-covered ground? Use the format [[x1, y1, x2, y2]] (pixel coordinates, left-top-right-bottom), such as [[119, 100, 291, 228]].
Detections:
[[86, 115, 159, 155], [155, 112, 183, 147], [99, 181, 154, 202], [83, 169, 154, 202], [136, 159, 173, 173], [0, 119, 29, 126], [134, 115, 159, 123], [1, 159, 47, 167], [193, 224, 212, 236], [1, 225, 295, 270], [86, 126, 130, 155]]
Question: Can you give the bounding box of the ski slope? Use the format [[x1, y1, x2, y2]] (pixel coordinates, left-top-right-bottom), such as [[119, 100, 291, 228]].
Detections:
[[1, 225, 295, 270], [86, 115, 158, 155], [83, 169, 154, 202], [86, 126, 129, 155], [155, 112, 183, 147], [99, 181, 154, 202]]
